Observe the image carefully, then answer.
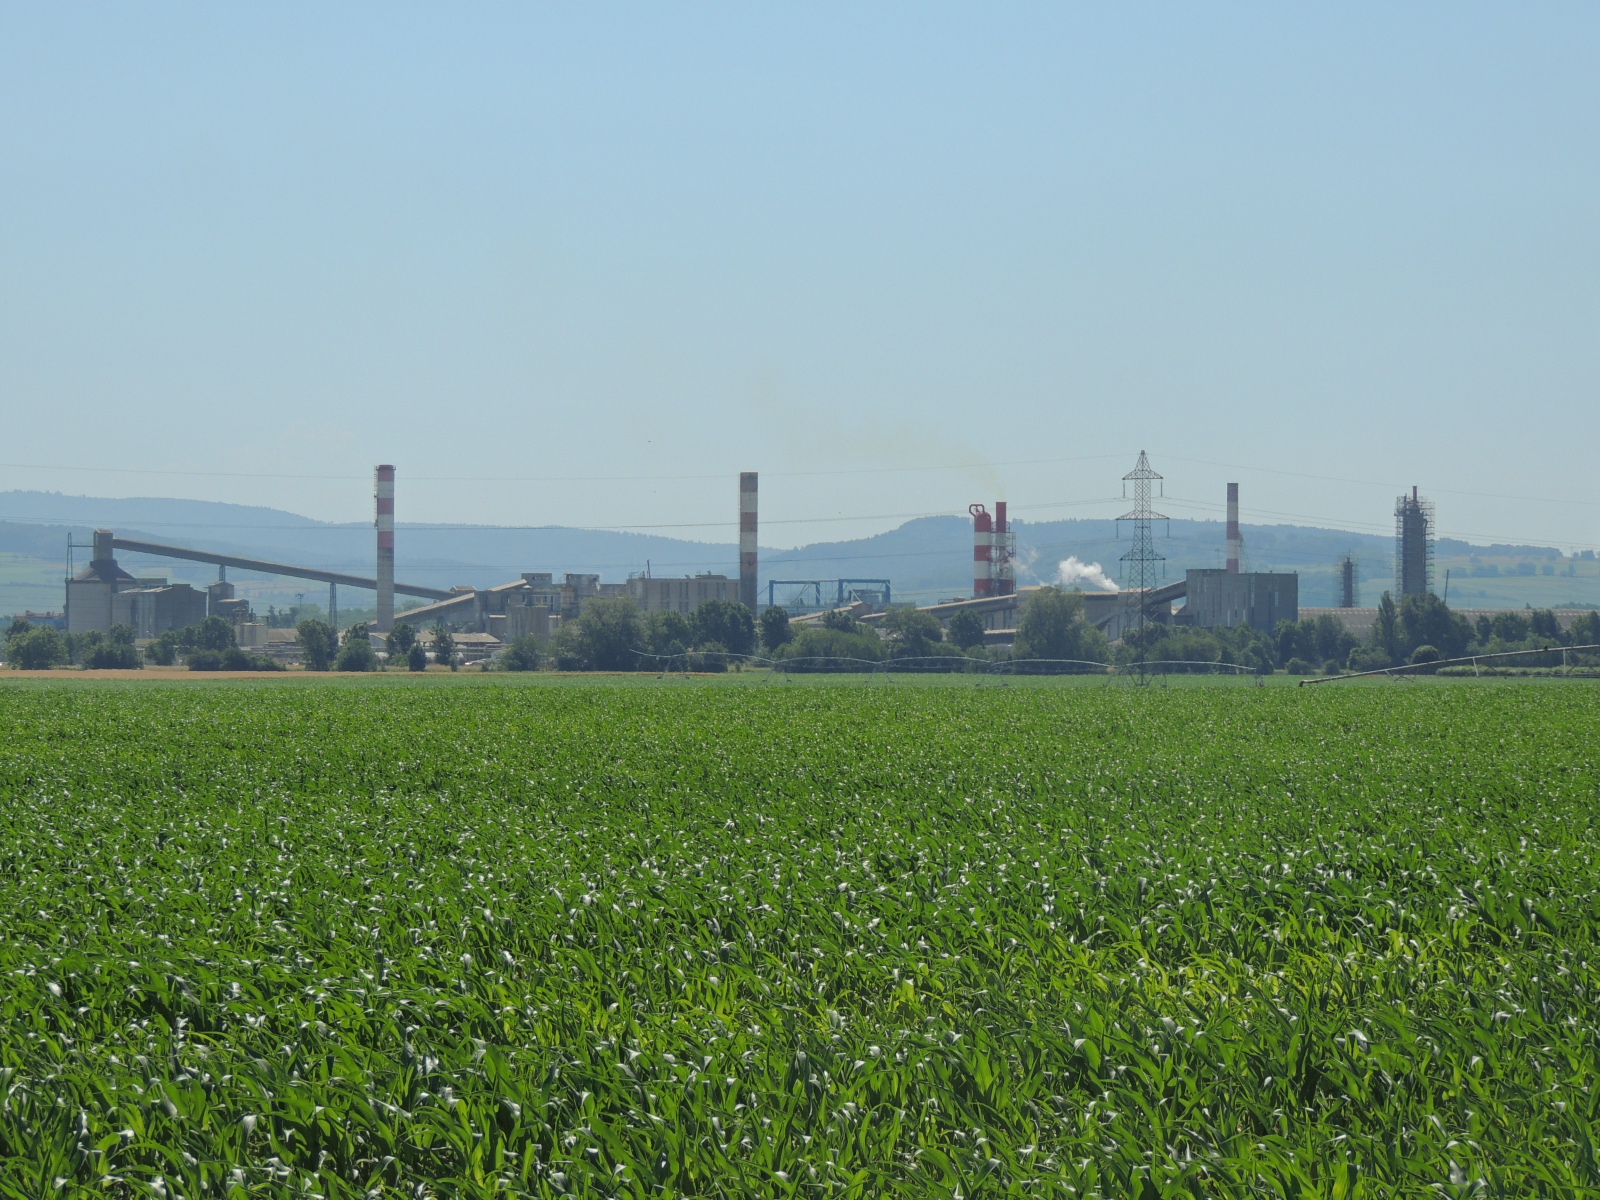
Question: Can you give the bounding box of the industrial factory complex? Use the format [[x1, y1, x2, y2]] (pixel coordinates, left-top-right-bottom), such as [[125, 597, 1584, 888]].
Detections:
[[49, 454, 1463, 662]]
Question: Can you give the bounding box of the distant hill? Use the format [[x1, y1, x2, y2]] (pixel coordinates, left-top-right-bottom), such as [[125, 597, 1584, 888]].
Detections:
[[0, 490, 1590, 617]]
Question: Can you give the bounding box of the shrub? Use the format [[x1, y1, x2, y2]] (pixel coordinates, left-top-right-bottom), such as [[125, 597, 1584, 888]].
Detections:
[[190, 647, 280, 671], [333, 637, 379, 672], [498, 635, 542, 672], [1322, 659, 1343, 676], [83, 642, 142, 670], [690, 641, 729, 673], [407, 643, 428, 672], [774, 626, 885, 672], [1348, 646, 1391, 672], [1410, 645, 1442, 666], [1285, 657, 1317, 675]]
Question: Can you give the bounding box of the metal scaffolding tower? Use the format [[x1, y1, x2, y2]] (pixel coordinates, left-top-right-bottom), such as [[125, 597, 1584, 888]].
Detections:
[[1395, 487, 1434, 597], [1337, 553, 1359, 608]]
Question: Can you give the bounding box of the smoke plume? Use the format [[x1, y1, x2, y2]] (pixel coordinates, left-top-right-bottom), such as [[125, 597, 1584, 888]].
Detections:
[[1056, 556, 1119, 592]]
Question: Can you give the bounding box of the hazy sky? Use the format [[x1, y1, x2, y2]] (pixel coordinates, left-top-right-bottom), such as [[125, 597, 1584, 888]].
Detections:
[[2, 4, 1596, 550]]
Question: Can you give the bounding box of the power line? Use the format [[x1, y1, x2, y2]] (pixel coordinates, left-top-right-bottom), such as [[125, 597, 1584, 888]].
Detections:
[[0, 453, 1133, 486], [0, 496, 1128, 535], [1156, 453, 1600, 510]]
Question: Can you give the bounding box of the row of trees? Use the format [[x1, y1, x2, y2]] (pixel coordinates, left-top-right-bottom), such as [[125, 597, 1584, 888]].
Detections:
[[2, 615, 457, 673], [13, 590, 1596, 676], [3, 620, 144, 669], [514, 591, 1114, 674], [1359, 593, 1599, 672], [1116, 594, 1600, 677], [540, 598, 761, 671], [295, 620, 440, 672]]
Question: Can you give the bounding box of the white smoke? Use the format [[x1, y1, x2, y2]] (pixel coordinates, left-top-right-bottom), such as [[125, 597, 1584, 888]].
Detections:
[[1056, 556, 1119, 592]]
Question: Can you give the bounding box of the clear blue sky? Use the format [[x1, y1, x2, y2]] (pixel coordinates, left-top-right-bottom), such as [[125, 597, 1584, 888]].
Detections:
[[1, 4, 1596, 549]]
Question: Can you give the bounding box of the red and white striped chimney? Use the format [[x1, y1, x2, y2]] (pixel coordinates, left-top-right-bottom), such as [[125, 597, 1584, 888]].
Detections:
[[1225, 482, 1241, 574], [970, 504, 993, 597], [739, 472, 758, 612], [375, 464, 395, 631]]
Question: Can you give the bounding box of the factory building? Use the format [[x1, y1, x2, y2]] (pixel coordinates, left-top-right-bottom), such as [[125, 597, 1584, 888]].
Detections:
[[65, 530, 138, 634], [1181, 569, 1298, 633], [66, 529, 206, 638], [114, 584, 208, 639], [627, 573, 739, 614]]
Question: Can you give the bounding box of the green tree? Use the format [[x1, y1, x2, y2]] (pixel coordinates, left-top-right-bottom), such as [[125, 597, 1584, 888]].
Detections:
[[1013, 587, 1106, 667], [945, 608, 986, 650], [759, 605, 793, 652], [64, 630, 102, 665], [692, 598, 756, 657], [407, 642, 429, 671], [145, 633, 178, 666], [296, 619, 338, 671], [546, 622, 590, 670], [1371, 592, 1400, 663], [820, 609, 858, 633], [385, 621, 418, 664], [6, 626, 67, 669], [1397, 593, 1471, 659], [431, 624, 456, 668], [498, 634, 542, 672], [879, 605, 946, 662], [574, 598, 648, 670], [1529, 609, 1566, 643], [333, 623, 378, 672], [647, 610, 694, 660], [194, 615, 237, 652], [1569, 610, 1600, 647]]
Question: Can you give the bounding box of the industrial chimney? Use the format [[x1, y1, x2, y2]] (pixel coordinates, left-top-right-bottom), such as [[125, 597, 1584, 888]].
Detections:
[[993, 501, 1015, 596], [1225, 483, 1241, 573], [375, 464, 395, 632], [970, 504, 993, 597], [739, 472, 758, 613]]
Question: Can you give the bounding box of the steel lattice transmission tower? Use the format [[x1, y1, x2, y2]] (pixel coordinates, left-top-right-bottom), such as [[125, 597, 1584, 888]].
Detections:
[[1117, 451, 1168, 677], [1118, 450, 1167, 591]]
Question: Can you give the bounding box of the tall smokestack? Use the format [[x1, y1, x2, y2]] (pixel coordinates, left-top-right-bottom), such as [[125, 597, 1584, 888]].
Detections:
[[375, 464, 395, 632], [1225, 482, 1241, 574], [994, 501, 1013, 596], [970, 504, 993, 596], [739, 472, 758, 613]]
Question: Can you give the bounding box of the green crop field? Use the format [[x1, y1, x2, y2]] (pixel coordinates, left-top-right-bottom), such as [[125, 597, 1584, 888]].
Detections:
[[1, 676, 1597, 1198]]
